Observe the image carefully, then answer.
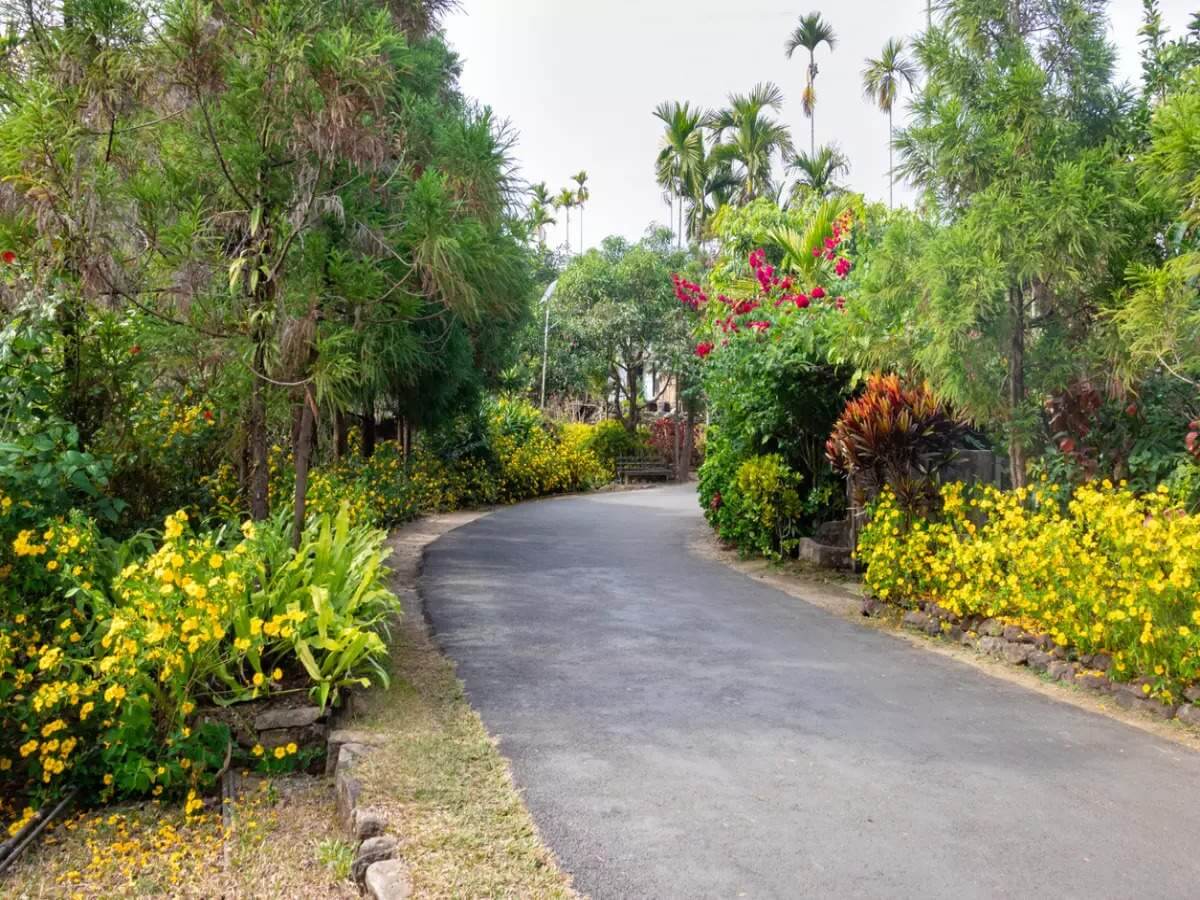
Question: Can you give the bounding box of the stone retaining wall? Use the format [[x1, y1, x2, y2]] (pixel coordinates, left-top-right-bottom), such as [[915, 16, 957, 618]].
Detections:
[[863, 596, 1200, 728]]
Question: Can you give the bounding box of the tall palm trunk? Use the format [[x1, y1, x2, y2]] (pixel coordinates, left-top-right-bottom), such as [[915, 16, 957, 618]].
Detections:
[[888, 106, 894, 209], [808, 51, 816, 155]]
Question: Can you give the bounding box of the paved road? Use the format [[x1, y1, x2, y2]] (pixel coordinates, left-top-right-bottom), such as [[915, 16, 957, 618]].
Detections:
[[422, 484, 1200, 899]]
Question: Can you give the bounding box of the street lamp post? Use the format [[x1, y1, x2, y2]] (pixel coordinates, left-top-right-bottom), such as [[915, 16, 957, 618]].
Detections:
[[539, 280, 558, 409]]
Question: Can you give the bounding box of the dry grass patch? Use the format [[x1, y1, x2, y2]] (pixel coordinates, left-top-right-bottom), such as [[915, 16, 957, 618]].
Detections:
[[3, 776, 357, 899]]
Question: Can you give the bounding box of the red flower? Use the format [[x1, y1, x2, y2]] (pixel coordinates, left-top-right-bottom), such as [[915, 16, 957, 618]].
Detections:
[[1, 251, 15, 265], [811, 285, 826, 300], [748, 249, 767, 269], [835, 257, 851, 278], [695, 341, 715, 359], [835, 296, 846, 310], [811, 247, 822, 258], [748, 320, 770, 332], [1060, 437, 1076, 454], [795, 294, 810, 309], [129, 345, 141, 355], [203, 410, 214, 422]]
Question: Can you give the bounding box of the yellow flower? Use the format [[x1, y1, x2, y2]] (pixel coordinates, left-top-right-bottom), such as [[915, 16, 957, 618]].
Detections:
[[286, 742, 298, 755], [273, 746, 286, 760], [252, 744, 265, 757], [252, 672, 265, 687], [272, 668, 283, 681], [208, 554, 224, 569]]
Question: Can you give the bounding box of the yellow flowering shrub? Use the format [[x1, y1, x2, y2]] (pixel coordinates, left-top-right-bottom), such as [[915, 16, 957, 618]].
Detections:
[[859, 480, 1200, 701], [2, 504, 396, 808]]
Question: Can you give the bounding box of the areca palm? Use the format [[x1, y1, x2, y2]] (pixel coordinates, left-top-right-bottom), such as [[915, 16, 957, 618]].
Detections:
[[572, 170, 589, 250], [862, 37, 919, 208], [653, 100, 706, 247], [706, 83, 794, 205], [684, 154, 740, 242], [785, 12, 837, 155], [787, 145, 850, 201], [553, 187, 575, 253], [528, 200, 556, 245]]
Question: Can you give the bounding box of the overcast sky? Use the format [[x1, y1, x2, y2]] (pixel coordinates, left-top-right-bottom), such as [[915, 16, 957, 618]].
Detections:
[[445, 1, 1199, 251]]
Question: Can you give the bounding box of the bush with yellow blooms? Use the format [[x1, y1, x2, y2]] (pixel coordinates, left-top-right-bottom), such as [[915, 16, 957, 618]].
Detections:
[[858, 480, 1200, 704]]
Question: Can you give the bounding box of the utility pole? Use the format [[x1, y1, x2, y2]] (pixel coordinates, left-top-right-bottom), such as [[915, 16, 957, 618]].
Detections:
[[539, 280, 558, 409]]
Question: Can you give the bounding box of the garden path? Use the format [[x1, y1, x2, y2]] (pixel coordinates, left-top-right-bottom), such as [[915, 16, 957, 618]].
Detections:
[[422, 484, 1200, 899]]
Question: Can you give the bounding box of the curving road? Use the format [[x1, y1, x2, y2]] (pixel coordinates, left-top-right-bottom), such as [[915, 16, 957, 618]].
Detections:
[[421, 484, 1200, 899]]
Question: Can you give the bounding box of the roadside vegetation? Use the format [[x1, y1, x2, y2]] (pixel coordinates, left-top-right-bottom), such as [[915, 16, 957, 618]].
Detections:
[[670, 1, 1200, 712]]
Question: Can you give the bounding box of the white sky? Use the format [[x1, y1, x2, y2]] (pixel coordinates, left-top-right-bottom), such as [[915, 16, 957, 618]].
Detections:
[[446, 1, 1198, 250]]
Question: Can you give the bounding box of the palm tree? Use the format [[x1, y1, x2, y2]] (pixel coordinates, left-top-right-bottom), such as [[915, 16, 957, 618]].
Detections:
[[653, 100, 706, 248], [531, 181, 553, 209], [553, 187, 575, 253], [785, 12, 837, 156], [572, 170, 589, 251], [705, 83, 794, 205], [684, 152, 740, 243], [862, 37, 919, 208], [528, 199, 556, 245], [787, 145, 850, 201]]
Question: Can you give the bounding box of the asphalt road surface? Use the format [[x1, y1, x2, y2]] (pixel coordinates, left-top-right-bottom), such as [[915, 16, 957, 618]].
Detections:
[[421, 484, 1200, 899]]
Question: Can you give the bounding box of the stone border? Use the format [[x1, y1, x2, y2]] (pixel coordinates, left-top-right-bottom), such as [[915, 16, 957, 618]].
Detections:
[[865, 597, 1200, 728], [327, 728, 409, 897]]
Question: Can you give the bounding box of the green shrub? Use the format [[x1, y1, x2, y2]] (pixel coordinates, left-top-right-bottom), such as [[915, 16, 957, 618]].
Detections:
[[702, 445, 802, 558], [577, 419, 646, 475]]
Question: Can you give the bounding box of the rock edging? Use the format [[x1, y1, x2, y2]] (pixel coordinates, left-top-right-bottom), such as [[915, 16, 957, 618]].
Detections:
[[866, 597, 1200, 728], [328, 727, 412, 898]]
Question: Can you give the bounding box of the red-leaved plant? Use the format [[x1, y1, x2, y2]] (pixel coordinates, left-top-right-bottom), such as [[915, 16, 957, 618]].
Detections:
[[826, 374, 964, 516]]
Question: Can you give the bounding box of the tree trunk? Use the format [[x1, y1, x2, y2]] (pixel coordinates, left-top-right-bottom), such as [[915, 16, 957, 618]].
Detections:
[[1008, 285, 1027, 489], [362, 405, 377, 459], [672, 393, 682, 478], [888, 107, 894, 209], [291, 388, 315, 550], [625, 367, 640, 433], [334, 410, 347, 460], [809, 52, 816, 156], [248, 337, 270, 521], [680, 389, 696, 482]]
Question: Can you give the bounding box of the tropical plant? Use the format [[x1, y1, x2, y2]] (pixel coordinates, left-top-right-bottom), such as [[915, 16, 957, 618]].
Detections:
[[787, 146, 850, 201], [706, 83, 795, 204], [573, 171, 590, 251], [554, 187, 577, 253], [653, 101, 707, 246], [826, 374, 964, 515], [785, 12, 838, 155], [862, 38, 920, 208]]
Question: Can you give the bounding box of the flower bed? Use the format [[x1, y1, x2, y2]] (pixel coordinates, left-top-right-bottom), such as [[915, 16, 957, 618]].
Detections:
[[858, 480, 1200, 711]]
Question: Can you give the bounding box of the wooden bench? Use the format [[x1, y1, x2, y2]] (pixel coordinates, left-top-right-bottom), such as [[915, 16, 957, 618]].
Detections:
[[615, 456, 676, 484]]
